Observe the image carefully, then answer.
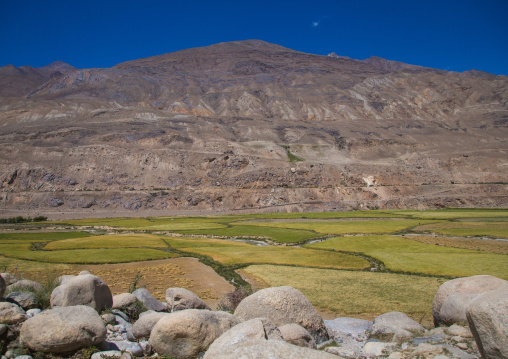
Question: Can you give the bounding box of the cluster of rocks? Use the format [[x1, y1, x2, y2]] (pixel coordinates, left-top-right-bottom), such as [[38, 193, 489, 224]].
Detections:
[[0, 272, 506, 359]]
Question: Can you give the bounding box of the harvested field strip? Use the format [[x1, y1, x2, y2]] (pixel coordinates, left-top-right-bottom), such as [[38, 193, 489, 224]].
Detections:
[[176, 224, 321, 243], [405, 235, 508, 254], [413, 221, 508, 238], [45, 234, 167, 250], [57, 217, 232, 230], [0, 243, 177, 264], [242, 265, 447, 321], [390, 208, 508, 219], [163, 236, 369, 269], [0, 232, 92, 241], [241, 219, 440, 234], [306, 235, 508, 279]]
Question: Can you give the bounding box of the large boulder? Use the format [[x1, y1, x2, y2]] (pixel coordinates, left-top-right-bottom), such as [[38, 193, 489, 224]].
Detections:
[[20, 305, 106, 353], [112, 293, 138, 309], [466, 284, 508, 359], [0, 302, 26, 324], [234, 286, 329, 344], [150, 309, 240, 359], [324, 317, 373, 342], [205, 339, 338, 359], [132, 311, 170, 339], [166, 287, 211, 312], [371, 312, 425, 341], [50, 273, 113, 312], [433, 275, 506, 326], [0, 273, 18, 286], [7, 279, 42, 292], [203, 318, 284, 358], [5, 291, 38, 310], [279, 323, 317, 349], [132, 288, 166, 312]]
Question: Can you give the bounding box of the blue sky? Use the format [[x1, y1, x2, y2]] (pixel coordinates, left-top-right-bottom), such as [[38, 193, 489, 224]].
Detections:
[[1, 0, 507, 75]]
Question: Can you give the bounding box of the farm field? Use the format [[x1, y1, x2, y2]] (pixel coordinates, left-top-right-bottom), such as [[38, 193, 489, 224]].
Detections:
[[1, 208, 506, 319], [305, 235, 508, 279], [242, 265, 447, 321]]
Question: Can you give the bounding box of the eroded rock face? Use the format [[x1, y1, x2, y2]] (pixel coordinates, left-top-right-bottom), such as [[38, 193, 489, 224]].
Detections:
[[433, 275, 507, 326], [466, 285, 508, 359], [203, 318, 284, 359], [20, 305, 106, 353], [166, 287, 211, 312], [50, 273, 113, 312], [150, 309, 239, 359], [234, 286, 329, 344]]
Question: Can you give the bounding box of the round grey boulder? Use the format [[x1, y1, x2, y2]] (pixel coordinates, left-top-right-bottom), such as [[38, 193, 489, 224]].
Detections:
[[132, 311, 170, 339], [433, 275, 506, 326], [132, 288, 166, 312], [205, 339, 338, 359], [166, 287, 211, 312], [466, 284, 508, 359], [203, 318, 284, 358], [50, 274, 113, 312], [7, 279, 42, 292], [279, 323, 317, 349], [150, 309, 240, 359], [112, 293, 138, 309], [20, 305, 106, 353], [0, 273, 18, 286], [6, 292, 38, 310], [234, 286, 329, 344], [0, 302, 26, 324], [371, 311, 425, 341]]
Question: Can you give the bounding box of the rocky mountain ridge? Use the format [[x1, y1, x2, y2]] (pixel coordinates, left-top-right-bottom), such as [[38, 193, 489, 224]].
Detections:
[[1, 40, 507, 217]]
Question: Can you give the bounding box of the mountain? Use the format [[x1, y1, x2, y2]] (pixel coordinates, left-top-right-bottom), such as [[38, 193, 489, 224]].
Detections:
[[0, 40, 507, 217], [0, 61, 76, 98]]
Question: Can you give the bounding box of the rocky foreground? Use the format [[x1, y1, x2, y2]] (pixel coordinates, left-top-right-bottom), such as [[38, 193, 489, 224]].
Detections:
[[0, 272, 506, 359]]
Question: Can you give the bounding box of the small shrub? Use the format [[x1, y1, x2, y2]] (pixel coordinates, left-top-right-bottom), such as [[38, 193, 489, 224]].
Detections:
[[122, 300, 148, 322], [217, 286, 252, 312], [128, 271, 144, 293]]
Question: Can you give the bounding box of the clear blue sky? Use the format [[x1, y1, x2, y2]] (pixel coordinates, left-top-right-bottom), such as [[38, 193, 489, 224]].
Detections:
[[1, 0, 507, 75]]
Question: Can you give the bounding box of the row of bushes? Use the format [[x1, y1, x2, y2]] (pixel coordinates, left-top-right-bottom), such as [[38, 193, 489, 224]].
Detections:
[[0, 216, 48, 224]]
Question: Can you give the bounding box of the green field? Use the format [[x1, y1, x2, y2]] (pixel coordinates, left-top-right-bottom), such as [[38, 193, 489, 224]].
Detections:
[[306, 235, 508, 279], [413, 221, 508, 238], [237, 219, 440, 235], [176, 224, 322, 243]]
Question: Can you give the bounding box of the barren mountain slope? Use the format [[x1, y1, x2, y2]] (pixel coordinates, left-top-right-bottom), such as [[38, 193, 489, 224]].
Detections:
[[0, 40, 507, 217]]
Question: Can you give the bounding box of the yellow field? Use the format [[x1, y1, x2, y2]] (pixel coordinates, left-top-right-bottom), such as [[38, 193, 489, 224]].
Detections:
[[243, 265, 446, 323], [163, 236, 369, 269], [45, 233, 167, 249]]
